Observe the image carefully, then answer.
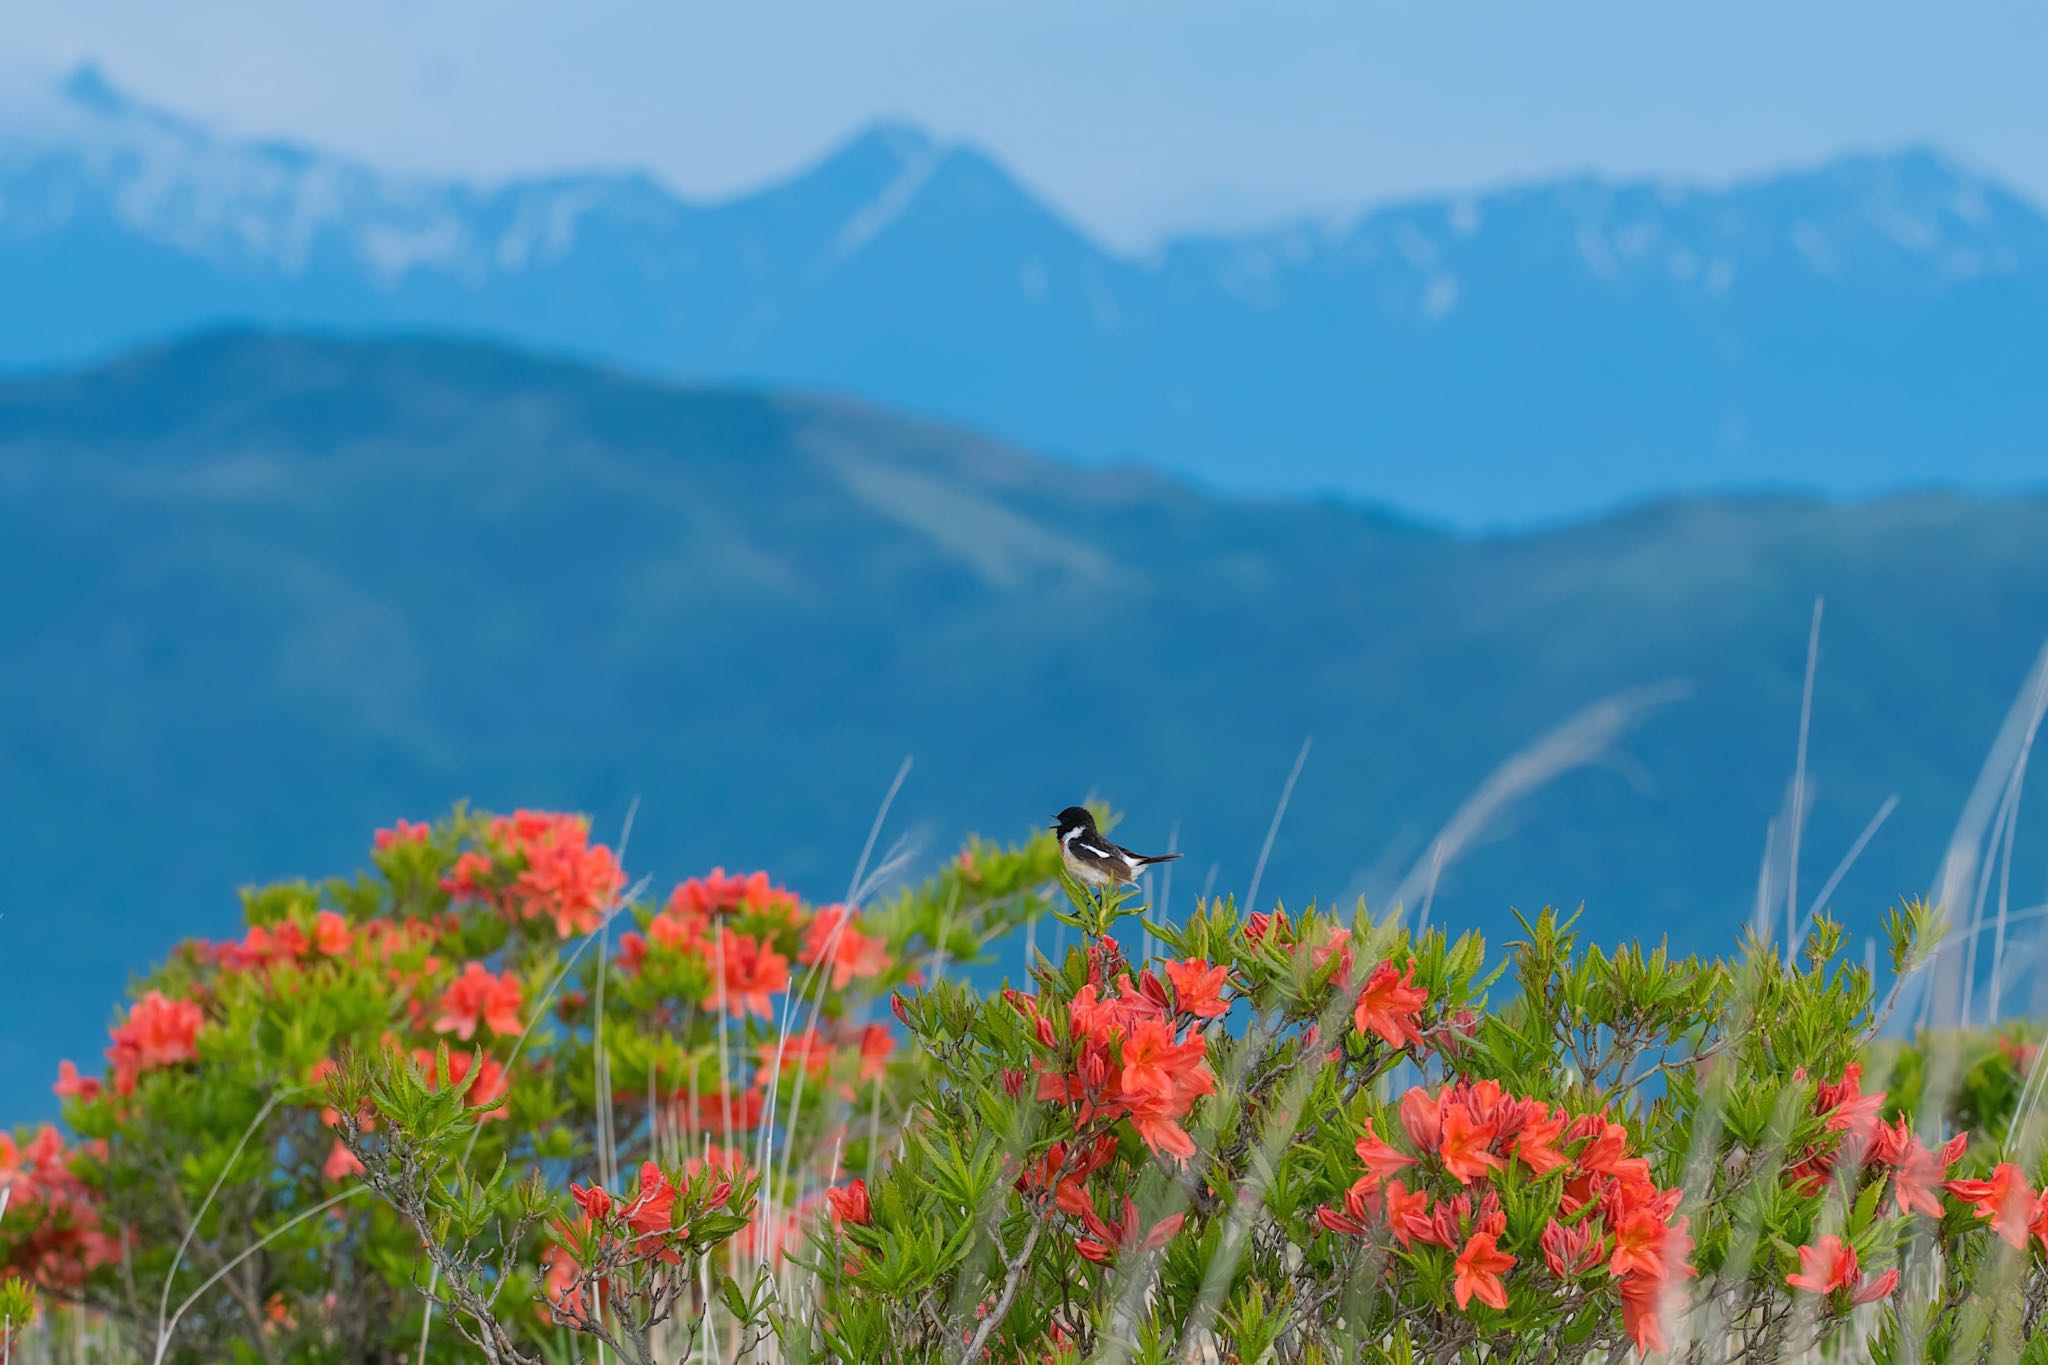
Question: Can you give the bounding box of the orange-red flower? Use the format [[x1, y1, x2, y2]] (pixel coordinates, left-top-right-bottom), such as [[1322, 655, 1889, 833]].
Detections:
[[105, 991, 204, 1095], [671, 868, 799, 919], [433, 962, 524, 1040], [621, 1161, 680, 1257], [1399, 1085, 1445, 1151], [1786, 1234, 1894, 1303], [1354, 1117, 1417, 1181], [856, 1023, 894, 1084], [1163, 958, 1230, 1019], [677, 1086, 766, 1133], [53, 1060, 100, 1103], [1510, 1104, 1569, 1175], [1017, 1134, 1118, 1217], [374, 819, 431, 851], [1873, 1121, 1966, 1219], [1383, 1179, 1432, 1249], [1353, 959, 1427, 1049], [312, 910, 354, 956], [1946, 1162, 2034, 1249], [826, 1179, 872, 1226], [1453, 1231, 1515, 1311], [1816, 1063, 1886, 1145], [712, 933, 791, 1019], [322, 1138, 364, 1182], [1074, 1197, 1184, 1265], [1541, 1217, 1605, 1277], [1438, 1104, 1506, 1184], [1619, 1272, 1668, 1353], [512, 821, 626, 939], [800, 905, 890, 988]]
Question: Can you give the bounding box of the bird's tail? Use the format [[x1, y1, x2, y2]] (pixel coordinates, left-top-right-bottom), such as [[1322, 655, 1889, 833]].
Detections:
[[1134, 853, 1183, 867]]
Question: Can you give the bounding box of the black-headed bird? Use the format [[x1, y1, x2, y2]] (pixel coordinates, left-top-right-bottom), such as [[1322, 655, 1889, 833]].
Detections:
[[1051, 806, 1181, 889]]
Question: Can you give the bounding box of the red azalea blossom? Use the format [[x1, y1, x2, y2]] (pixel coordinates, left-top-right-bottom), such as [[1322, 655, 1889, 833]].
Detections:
[[1872, 1120, 1966, 1218], [1354, 1117, 1417, 1181], [1511, 1105, 1570, 1175], [1946, 1162, 2035, 1249], [433, 962, 524, 1040], [1035, 979, 1217, 1162], [1453, 1231, 1516, 1311], [1618, 1272, 1669, 1353], [1074, 1197, 1184, 1265], [1331, 1078, 1691, 1346], [1541, 1217, 1606, 1277], [856, 1023, 895, 1084], [1438, 1104, 1507, 1184], [374, 819, 431, 851], [671, 868, 799, 919], [322, 1138, 364, 1182], [312, 910, 354, 956], [678, 1087, 767, 1133], [1242, 908, 1291, 946], [53, 1060, 101, 1102], [826, 1178, 872, 1226], [1816, 1063, 1886, 1145], [712, 933, 792, 1019], [1786, 1233, 1894, 1303], [106, 990, 204, 1095], [799, 904, 890, 988], [1017, 1135, 1119, 1217], [1162, 958, 1230, 1019], [1353, 958, 1428, 1049]]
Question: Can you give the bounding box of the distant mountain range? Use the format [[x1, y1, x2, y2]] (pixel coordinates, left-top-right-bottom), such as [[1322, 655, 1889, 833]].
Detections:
[[5, 64, 2046, 524], [6, 330, 2048, 1108]]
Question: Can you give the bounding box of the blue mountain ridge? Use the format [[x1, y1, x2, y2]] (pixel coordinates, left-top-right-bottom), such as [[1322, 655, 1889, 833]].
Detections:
[[5, 63, 2046, 524]]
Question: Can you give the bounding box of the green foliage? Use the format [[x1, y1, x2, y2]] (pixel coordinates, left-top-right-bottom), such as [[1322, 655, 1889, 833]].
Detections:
[[10, 812, 2048, 1364]]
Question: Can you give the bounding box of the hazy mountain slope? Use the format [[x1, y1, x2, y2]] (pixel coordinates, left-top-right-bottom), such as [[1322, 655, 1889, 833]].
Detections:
[[6, 331, 2048, 1107], [5, 65, 2046, 522]]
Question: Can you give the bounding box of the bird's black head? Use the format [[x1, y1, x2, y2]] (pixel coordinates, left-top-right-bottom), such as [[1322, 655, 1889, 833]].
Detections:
[[1052, 805, 1096, 835]]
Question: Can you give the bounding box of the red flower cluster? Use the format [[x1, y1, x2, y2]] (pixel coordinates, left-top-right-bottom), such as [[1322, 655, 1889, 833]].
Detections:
[[826, 1178, 872, 1226], [1784, 1064, 1971, 1227], [1025, 949, 1219, 1162], [546, 1160, 731, 1319], [715, 933, 792, 1019], [1317, 1081, 1692, 1351], [1073, 1197, 1184, 1265], [1785, 1063, 1890, 1194], [619, 872, 888, 1024], [373, 819, 431, 851], [1016, 1134, 1121, 1217], [443, 811, 626, 939], [672, 868, 799, 918], [1943, 1161, 2048, 1251], [1237, 912, 1429, 1050], [799, 905, 890, 989], [104, 991, 204, 1096], [207, 911, 357, 972], [1353, 959, 1428, 1049], [0, 1126, 120, 1289], [433, 962, 524, 1040], [1786, 1233, 1897, 1304], [675, 1086, 767, 1133]]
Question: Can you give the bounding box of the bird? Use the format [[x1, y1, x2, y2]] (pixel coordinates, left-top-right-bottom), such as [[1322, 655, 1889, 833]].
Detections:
[[1051, 806, 1181, 889]]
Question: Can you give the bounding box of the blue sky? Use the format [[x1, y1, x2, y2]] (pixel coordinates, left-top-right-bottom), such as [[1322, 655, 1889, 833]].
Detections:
[[14, 0, 2047, 247]]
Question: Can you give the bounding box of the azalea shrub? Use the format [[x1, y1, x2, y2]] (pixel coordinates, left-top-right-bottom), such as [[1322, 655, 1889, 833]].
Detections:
[[0, 807, 1054, 1362], [9, 806, 2048, 1363]]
